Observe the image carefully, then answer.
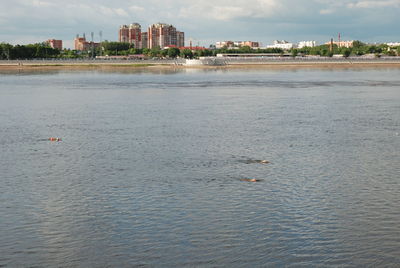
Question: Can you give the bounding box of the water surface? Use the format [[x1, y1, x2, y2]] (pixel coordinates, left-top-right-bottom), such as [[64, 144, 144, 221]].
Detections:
[[1, 68, 399, 267]]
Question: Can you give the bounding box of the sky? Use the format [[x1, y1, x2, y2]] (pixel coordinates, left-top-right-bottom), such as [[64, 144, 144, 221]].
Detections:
[[0, 0, 400, 48]]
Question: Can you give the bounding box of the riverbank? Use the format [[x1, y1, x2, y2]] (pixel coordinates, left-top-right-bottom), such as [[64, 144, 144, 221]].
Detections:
[[1, 59, 400, 71]]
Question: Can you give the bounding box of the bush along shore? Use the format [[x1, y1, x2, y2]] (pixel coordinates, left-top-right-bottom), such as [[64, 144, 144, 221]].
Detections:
[[1, 41, 400, 61]]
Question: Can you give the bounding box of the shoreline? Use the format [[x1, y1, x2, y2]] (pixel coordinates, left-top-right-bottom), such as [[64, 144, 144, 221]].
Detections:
[[1, 60, 400, 71]]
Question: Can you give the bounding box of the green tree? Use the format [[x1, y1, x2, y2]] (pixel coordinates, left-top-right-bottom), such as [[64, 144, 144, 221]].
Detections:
[[167, 47, 180, 58], [128, 48, 142, 55], [102, 41, 130, 55], [352, 40, 365, 48], [342, 49, 351, 58], [309, 47, 321, 56], [291, 49, 298, 57], [397, 46, 400, 56], [160, 49, 168, 58], [385, 50, 396, 56], [149, 47, 161, 58], [61, 49, 80, 59], [181, 49, 193, 59], [142, 48, 150, 56], [239, 46, 252, 53], [1, 43, 13, 59]]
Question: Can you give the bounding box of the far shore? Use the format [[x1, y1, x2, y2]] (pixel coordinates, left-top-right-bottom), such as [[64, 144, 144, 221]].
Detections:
[[1, 59, 400, 71]]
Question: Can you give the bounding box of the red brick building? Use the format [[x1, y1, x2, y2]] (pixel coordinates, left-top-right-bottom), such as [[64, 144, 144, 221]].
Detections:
[[148, 23, 181, 49], [119, 23, 143, 49], [74, 34, 99, 51], [47, 39, 63, 50], [119, 22, 185, 49], [118, 25, 130, 43]]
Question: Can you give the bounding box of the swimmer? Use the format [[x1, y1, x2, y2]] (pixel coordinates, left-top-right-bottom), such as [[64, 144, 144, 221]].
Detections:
[[240, 178, 261, 182]]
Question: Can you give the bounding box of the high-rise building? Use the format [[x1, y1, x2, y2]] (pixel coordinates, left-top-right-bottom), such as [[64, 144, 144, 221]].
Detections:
[[128, 23, 142, 49], [119, 25, 130, 43], [147, 23, 183, 49], [141, 32, 148, 49], [177, 31, 185, 47], [119, 23, 144, 48], [118, 22, 184, 49], [47, 39, 63, 50]]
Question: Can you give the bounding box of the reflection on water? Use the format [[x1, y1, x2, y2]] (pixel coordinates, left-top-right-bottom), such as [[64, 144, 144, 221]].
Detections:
[[0, 68, 399, 267]]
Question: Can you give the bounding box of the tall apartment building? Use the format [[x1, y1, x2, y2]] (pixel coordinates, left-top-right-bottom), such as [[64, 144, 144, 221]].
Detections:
[[119, 25, 130, 43], [147, 23, 184, 49], [118, 22, 184, 49], [128, 23, 142, 49], [119, 23, 143, 48], [177, 31, 185, 48], [141, 32, 148, 49]]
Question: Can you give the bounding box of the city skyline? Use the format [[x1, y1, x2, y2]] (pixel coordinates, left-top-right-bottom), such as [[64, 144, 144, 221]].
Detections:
[[1, 0, 400, 49], [118, 23, 185, 49]]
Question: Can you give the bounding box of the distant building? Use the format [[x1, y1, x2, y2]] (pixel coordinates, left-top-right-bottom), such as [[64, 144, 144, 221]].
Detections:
[[267, 40, 295, 50], [47, 39, 62, 50], [141, 32, 148, 49], [148, 23, 183, 49], [298, 41, 316, 48], [165, 45, 206, 51], [118, 25, 130, 43], [119, 23, 143, 48], [241, 41, 260, 48], [215, 41, 260, 49], [325, 40, 354, 48], [129, 23, 142, 49], [120, 22, 184, 49], [386, 42, 400, 47], [74, 34, 100, 51], [216, 41, 234, 49], [177, 31, 185, 48]]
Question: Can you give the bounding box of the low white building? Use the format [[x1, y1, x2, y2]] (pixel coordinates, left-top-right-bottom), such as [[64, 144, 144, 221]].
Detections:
[[216, 40, 260, 49], [386, 42, 400, 47], [266, 40, 295, 50], [298, 41, 317, 48]]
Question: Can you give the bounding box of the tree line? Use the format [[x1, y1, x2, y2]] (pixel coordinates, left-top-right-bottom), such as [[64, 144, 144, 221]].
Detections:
[[71, 41, 400, 59], [1, 40, 400, 60], [0, 43, 60, 60], [292, 41, 400, 58]]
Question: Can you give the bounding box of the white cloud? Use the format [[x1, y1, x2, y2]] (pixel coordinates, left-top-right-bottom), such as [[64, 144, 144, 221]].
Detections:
[[0, 0, 400, 46], [129, 5, 145, 12], [347, 0, 400, 8], [178, 0, 280, 21], [99, 6, 129, 17], [319, 9, 335, 14], [31, 0, 55, 7]]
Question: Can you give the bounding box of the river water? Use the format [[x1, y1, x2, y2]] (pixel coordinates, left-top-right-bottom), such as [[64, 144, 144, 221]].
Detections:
[[0, 67, 399, 267]]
